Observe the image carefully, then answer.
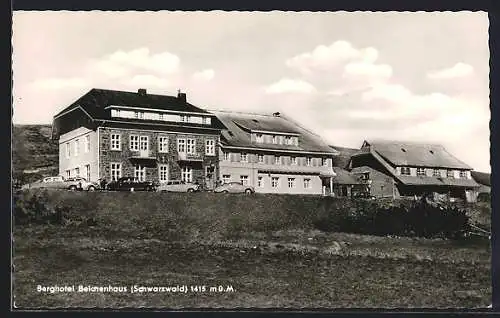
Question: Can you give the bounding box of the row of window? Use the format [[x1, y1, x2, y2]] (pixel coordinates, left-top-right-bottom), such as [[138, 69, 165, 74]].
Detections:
[[65, 135, 91, 159], [222, 174, 312, 189], [110, 109, 212, 125], [109, 162, 193, 183], [65, 164, 91, 180], [110, 134, 216, 156], [223, 152, 330, 166], [400, 167, 468, 179], [254, 133, 299, 146]]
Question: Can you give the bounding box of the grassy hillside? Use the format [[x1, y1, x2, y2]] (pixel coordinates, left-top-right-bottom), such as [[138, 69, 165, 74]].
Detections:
[[13, 190, 491, 308], [12, 125, 59, 184]]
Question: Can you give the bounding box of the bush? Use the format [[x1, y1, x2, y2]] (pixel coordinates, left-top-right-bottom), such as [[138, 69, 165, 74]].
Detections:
[[13, 190, 66, 225], [313, 199, 470, 239]]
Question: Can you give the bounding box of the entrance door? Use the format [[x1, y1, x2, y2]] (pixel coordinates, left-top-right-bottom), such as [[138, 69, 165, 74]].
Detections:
[[205, 165, 215, 191]]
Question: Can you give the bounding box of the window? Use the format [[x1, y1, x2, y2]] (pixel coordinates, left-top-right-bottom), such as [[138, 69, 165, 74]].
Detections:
[[285, 136, 292, 145], [180, 115, 187, 122], [84, 164, 91, 181], [177, 138, 186, 153], [74, 139, 79, 156], [257, 176, 263, 188], [271, 177, 280, 188], [288, 178, 296, 188], [111, 134, 121, 150], [272, 136, 278, 144], [74, 167, 80, 177], [65, 170, 71, 179], [275, 156, 281, 165], [134, 112, 139, 119], [322, 158, 329, 166], [110, 163, 122, 181], [256, 134, 264, 143], [223, 152, 230, 161], [181, 167, 193, 182], [447, 170, 455, 178], [401, 167, 411, 176], [306, 157, 312, 166], [65, 142, 70, 158], [186, 138, 196, 154], [158, 136, 169, 153], [433, 169, 441, 177], [303, 178, 311, 189], [459, 171, 468, 179], [84, 135, 90, 153], [291, 156, 298, 165], [222, 174, 231, 184], [139, 136, 149, 151], [241, 153, 248, 162], [111, 109, 121, 117], [205, 139, 215, 155], [416, 168, 426, 176], [158, 165, 169, 182], [138, 112, 145, 119], [130, 135, 139, 151], [159, 113, 164, 121], [258, 154, 264, 163], [202, 117, 209, 125], [240, 175, 249, 185], [134, 164, 146, 182]]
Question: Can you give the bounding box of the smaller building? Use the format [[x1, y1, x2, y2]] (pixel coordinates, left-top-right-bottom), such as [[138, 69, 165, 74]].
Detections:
[[331, 167, 363, 197], [471, 171, 491, 201], [348, 140, 480, 203]]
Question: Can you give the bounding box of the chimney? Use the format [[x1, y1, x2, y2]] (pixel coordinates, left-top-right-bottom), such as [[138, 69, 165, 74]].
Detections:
[[273, 112, 281, 117], [177, 89, 187, 103], [138, 88, 147, 96]]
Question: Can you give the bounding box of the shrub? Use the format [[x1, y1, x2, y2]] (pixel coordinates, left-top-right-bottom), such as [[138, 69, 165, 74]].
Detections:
[[13, 190, 65, 225], [313, 199, 470, 239]]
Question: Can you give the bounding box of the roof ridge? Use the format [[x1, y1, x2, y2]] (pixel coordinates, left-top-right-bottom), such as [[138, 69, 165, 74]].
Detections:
[[207, 109, 276, 117]]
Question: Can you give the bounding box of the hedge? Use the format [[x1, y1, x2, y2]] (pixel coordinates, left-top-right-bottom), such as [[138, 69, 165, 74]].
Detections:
[[12, 190, 471, 239]]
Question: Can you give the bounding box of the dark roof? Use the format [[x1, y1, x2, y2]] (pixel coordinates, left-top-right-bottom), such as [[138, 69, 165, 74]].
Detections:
[[330, 145, 361, 168], [364, 140, 472, 170], [332, 167, 361, 185], [213, 111, 338, 154], [471, 171, 491, 186], [54, 88, 211, 120], [397, 175, 480, 188]]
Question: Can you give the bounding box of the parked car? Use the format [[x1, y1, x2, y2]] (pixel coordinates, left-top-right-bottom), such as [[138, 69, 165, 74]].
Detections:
[[21, 176, 67, 190], [156, 180, 201, 193], [64, 177, 100, 191], [106, 177, 156, 192], [214, 182, 255, 194]]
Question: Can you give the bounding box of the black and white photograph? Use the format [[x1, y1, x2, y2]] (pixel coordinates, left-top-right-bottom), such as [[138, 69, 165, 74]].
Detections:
[[12, 11, 492, 309]]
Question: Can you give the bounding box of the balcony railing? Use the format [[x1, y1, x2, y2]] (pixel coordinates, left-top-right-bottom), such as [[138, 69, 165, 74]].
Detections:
[[177, 152, 203, 161]]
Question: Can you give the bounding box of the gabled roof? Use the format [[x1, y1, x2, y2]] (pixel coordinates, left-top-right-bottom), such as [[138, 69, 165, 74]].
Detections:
[[471, 171, 491, 187], [362, 140, 472, 170], [212, 111, 338, 154], [53, 88, 211, 120]]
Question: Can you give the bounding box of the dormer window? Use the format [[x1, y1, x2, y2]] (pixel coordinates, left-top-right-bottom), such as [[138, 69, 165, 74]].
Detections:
[[159, 113, 164, 121], [401, 167, 411, 176], [285, 136, 292, 145], [459, 171, 467, 179], [272, 136, 278, 144], [256, 134, 264, 143]]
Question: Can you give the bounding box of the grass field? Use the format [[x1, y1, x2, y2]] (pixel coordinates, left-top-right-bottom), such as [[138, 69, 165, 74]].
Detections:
[[13, 191, 491, 309]]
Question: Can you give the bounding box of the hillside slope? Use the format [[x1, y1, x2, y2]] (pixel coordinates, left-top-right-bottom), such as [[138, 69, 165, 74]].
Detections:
[[12, 125, 59, 183]]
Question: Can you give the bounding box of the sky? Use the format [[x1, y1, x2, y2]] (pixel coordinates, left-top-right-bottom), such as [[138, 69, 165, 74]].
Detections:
[[12, 11, 490, 172]]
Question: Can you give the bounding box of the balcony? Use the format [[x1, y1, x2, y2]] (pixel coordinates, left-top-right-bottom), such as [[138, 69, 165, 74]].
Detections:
[[129, 149, 157, 161], [177, 152, 203, 162]]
